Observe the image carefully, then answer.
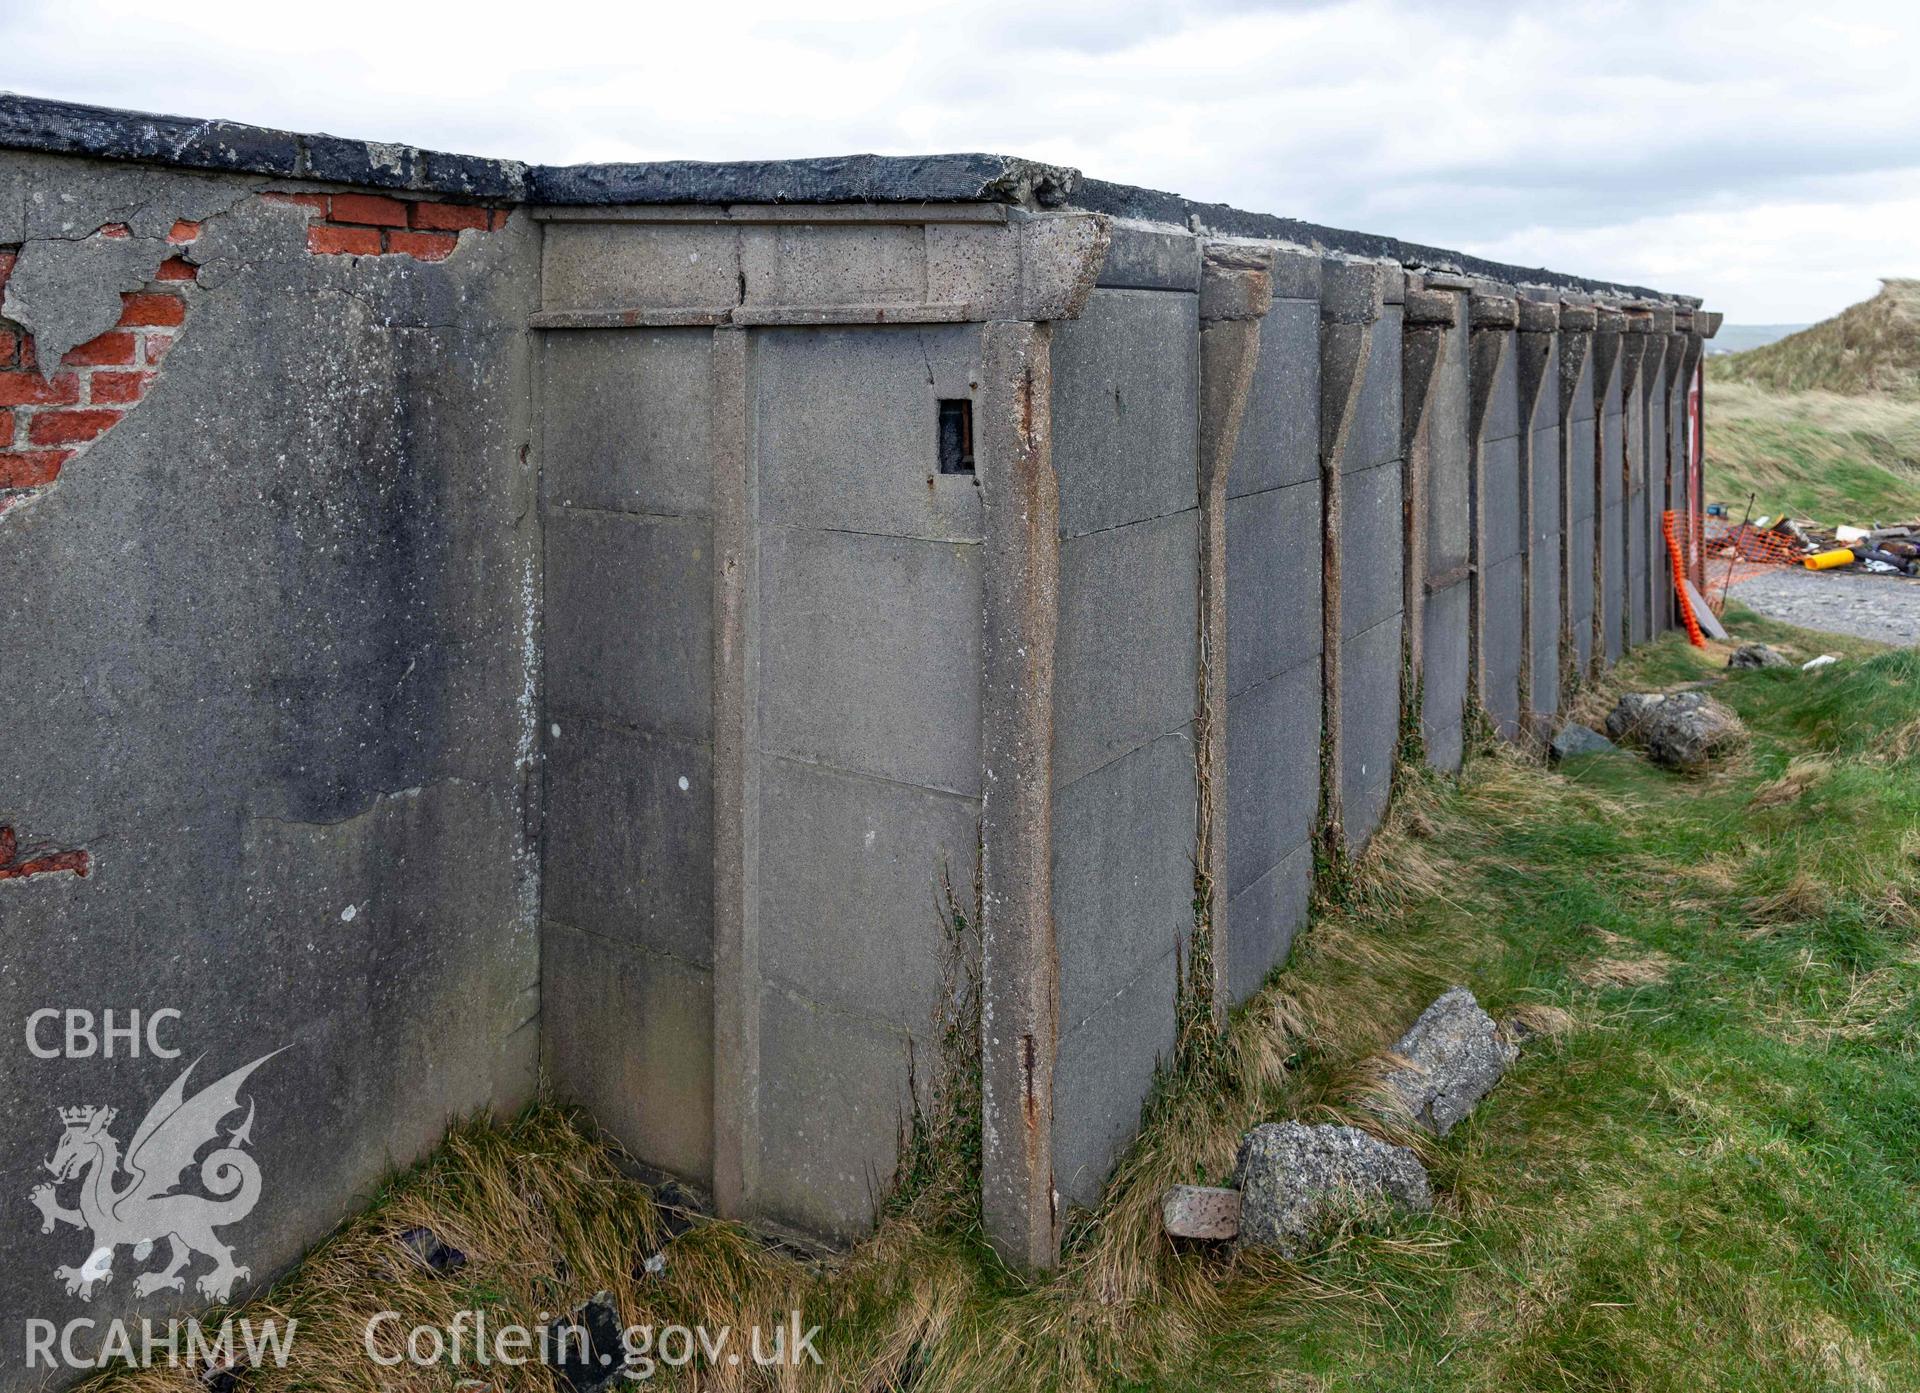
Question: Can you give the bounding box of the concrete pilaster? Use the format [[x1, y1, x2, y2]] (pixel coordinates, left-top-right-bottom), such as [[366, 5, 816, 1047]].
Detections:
[[1195, 244, 1273, 1026], [978, 319, 1063, 1271], [1316, 262, 1386, 857], [1512, 299, 1557, 735], [1555, 303, 1595, 697], [1400, 284, 1458, 761], [710, 326, 760, 1222], [1466, 291, 1517, 723]]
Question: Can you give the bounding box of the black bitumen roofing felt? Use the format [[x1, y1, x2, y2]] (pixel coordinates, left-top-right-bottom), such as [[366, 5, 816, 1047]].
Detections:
[[0, 91, 1693, 304]]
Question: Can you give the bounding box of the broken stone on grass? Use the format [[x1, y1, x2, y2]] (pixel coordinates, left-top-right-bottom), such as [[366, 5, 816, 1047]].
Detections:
[[1162, 1184, 1242, 1240], [1232, 1121, 1432, 1256], [1729, 642, 1790, 669], [1549, 723, 1617, 761], [1380, 986, 1518, 1136], [1605, 691, 1747, 771]]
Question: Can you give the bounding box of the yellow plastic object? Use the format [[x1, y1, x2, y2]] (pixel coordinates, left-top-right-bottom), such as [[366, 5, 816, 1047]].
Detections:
[[1804, 547, 1856, 571]]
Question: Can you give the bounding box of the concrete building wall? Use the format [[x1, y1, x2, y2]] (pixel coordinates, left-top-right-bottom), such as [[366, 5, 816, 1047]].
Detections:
[[1222, 255, 1321, 1003], [1337, 274, 1405, 852], [0, 97, 1717, 1317], [0, 149, 541, 1377], [1600, 343, 1627, 662], [1566, 345, 1598, 677], [1524, 320, 1562, 723], [1422, 307, 1472, 772], [1478, 321, 1524, 740], [1049, 242, 1200, 1210]]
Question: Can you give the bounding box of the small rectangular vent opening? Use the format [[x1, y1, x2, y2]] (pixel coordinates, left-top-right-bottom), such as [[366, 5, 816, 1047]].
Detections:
[[937, 399, 974, 475]]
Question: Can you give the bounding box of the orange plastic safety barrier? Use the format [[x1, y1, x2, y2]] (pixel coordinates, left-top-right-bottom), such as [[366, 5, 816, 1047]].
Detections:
[[1664, 510, 1707, 648]]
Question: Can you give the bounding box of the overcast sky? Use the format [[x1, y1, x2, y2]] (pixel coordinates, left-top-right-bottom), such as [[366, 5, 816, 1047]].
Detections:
[[4, 0, 1915, 322]]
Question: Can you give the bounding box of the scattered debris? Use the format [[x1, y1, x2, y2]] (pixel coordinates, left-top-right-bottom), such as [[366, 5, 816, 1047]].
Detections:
[[395, 1226, 467, 1275], [1606, 691, 1746, 771], [1161, 1184, 1242, 1240], [1549, 723, 1617, 761], [1728, 643, 1790, 669], [1803, 654, 1840, 671], [1233, 1122, 1431, 1256], [1682, 578, 1730, 639], [1379, 987, 1518, 1136], [546, 1292, 627, 1393], [1707, 507, 1920, 587]]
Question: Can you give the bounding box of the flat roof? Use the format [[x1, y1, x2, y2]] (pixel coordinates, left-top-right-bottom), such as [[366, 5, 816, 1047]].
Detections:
[[0, 91, 1692, 304]]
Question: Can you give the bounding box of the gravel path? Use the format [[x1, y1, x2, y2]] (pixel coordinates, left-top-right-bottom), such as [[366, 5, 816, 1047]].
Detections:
[[1723, 566, 1920, 646]]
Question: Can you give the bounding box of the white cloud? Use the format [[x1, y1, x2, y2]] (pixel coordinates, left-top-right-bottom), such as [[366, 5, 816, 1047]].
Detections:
[[2, 0, 1915, 320]]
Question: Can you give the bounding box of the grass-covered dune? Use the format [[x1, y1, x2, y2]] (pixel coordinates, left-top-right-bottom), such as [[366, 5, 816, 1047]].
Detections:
[[83, 611, 1920, 1392]]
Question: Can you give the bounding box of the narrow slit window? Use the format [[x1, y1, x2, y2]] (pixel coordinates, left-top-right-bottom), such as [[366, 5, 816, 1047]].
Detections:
[[937, 399, 974, 475]]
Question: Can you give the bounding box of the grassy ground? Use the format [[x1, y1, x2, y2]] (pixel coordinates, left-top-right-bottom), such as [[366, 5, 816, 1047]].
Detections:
[[1704, 379, 1920, 524], [1711, 280, 1920, 399], [85, 613, 1920, 1393]]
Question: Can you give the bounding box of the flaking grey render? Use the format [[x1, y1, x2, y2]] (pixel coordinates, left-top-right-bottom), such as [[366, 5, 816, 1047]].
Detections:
[[0, 92, 1716, 1364]]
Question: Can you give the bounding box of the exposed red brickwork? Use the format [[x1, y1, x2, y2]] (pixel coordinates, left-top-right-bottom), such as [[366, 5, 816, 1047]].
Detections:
[[308, 223, 381, 257], [265, 190, 506, 259], [387, 229, 456, 262], [0, 825, 90, 881], [0, 224, 198, 509]]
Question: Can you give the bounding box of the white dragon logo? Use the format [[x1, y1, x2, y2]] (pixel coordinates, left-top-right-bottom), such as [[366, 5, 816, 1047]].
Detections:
[[29, 1050, 281, 1303]]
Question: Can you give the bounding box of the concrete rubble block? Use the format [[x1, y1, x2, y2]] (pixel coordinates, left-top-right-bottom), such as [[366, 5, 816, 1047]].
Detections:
[[544, 720, 714, 966], [542, 924, 715, 1184], [757, 525, 981, 794], [1050, 287, 1200, 536], [1380, 986, 1519, 1135], [1226, 660, 1321, 900], [545, 511, 713, 739], [757, 986, 921, 1243], [1052, 730, 1196, 1031], [1226, 479, 1322, 694], [541, 221, 742, 311], [1053, 949, 1179, 1211], [542, 329, 713, 518], [1226, 842, 1312, 1004], [1052, 509, 1200, 786], [1339, 459, 1404, 638], [1606, 691, 1746, 771], [753, 323, 984, 541], [1341, 616, 1402, 850], [1550, 723, 1617, 760], [1162, 1184, 1242, 1240], [1233, 1121, 1432, 1255], [1728, 642, 1789, 669], [759, 754, 978, 1029], [1230, 299, 1320, 496]]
